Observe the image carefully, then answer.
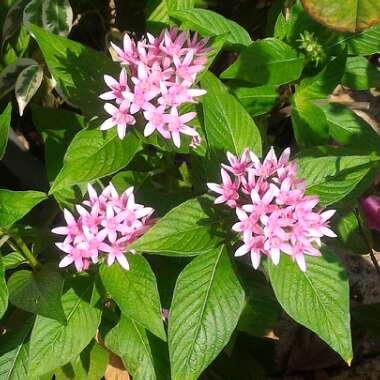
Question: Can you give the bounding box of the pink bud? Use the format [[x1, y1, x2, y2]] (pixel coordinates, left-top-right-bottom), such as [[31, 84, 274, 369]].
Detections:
[[360, 195, 380, 232]]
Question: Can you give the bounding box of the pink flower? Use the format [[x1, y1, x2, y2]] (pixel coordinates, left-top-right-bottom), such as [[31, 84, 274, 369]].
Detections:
[[99, 69, 129, 104], [360, 195, 380, 232], [222, 149, 252, 176], [99, 28, 209, 147], [163, 107, 199, 148], [100, 103, 136, 139], [52, 182, 155, 272], [207, 168, 240, 208], [208, 147, 337, 272]]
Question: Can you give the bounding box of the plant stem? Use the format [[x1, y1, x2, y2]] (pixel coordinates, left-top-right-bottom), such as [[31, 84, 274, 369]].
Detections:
[[12, 235, 40, 270]]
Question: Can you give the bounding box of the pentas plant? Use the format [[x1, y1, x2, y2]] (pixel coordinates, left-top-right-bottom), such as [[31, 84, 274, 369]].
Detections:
[[52, 183, 154, 271], [207, 148, 337, 272], [99, 28, 209, 147]]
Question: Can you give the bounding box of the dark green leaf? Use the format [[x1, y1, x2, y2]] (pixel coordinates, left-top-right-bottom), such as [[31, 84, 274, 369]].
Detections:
[[30, 24, 119, 114], [0, 257, 8, 319], [105, 315, 168, 380], [0, 190, 46, 228], [8, 265, 66, 323], [0, 102, 11, 160], [99, 255, 166, 341], [23, 0, 43, 27], [2, 251, 26, 270], [28, 276, 101, 377], [169, 246, 245, 380], [130, 196, 224, 256], [267, 246, 352, 364], [221, 38, 305, 86]]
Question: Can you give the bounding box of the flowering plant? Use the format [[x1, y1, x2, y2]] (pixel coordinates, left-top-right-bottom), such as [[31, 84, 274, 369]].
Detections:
[[0, 0, 380, 378]]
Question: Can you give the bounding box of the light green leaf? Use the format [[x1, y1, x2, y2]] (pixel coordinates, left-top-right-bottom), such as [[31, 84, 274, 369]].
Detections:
[[228, 83, 278, 116], [170, 8, 251, 49], [167, 0, 195, 11], [8, 265, 66, 323], [169, 246, 245, 380], [0, 190, 46, 228], [2, 251, 26, 270], [28, 276, 101, 377], [343, 23, 380, 55], [0, 57, 37, 100], [23, 0, 43, 27], [99, 255, 166, 341], [0, 103, 11, 160], [301, 0, 380, 32], [0, 319, 33, 380], [42, 0, 73, 36], [130, 196, 224, 256], [267, 246, 352, 363], [30, 24, 119, 114], [15, 64, 43, 116], [201, 71, 262, 157], [105, 315, 168, 380], [342, 56, 380, 90], [0, 257, 8, 319], [221, 38, 305, 86], [296, 147, 379, 206], [50, 127, 142, 194], [322, 103, 380, 151]]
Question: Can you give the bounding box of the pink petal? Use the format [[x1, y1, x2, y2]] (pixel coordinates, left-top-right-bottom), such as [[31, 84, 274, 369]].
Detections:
[[52, 226, 69, 235], [59, 255, 74, 267], [235, 244, 249, 257], [100, 118, 115, 131], [250, 251, 261, 269], [116, 253, 130, 270], [295, 254, 307, 272]]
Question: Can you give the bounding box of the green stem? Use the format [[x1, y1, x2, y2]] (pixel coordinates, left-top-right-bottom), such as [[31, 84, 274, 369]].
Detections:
[[12, 235, 40, 270]]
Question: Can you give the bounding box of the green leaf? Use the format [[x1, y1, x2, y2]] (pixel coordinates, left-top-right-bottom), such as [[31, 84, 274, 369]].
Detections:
[[291, 95, 329, 146], [169, 246, 245, 380], [221, 38, 305, 86], [301, 0, 380, 32], [342, 56, 380, 90], [8, 265, 66, 323], [32, 105, 85, 207], [228, 83, 278, 116], [322, 103, 380, 151], [167, 0, 195, 11], [30, 23, 119, 114], [343, 23, 380, 55], [23, 0, 43, 27], [0, 102, 11, 160], [0, 257, 8, 319], [1, 0, 29, 48], [74, 342, 108, 380], [333, 209, 369, 255], [0, 190, 46, 228], [28, 276, 101, 377], [170, 8, 251, 49], [201, 71, 262, 158], [0, 319, 33, 380], [130, 196, 224, 256], [0, 57, 37, 100], [50, 127, 142, 194], [99, 255, 166, 341], [267, 246, 352, 363], [42, 0, 73, 36], [2, 251, 26, 270], [105, 315, 168, 380], [15, 64, 43, 116], [297, 147, 379, 206]]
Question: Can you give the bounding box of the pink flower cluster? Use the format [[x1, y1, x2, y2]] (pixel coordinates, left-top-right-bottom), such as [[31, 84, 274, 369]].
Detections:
[[52, 183, 154, 272], [207, 148, 337, 272], [99, 28, 210, 147]]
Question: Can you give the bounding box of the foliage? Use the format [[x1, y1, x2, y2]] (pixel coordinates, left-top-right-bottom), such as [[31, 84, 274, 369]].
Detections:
[[0, 0, 380, 378]]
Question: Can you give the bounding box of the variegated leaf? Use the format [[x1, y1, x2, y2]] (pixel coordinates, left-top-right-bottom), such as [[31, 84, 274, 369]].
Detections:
[[23, 0, 43, 28], [1, 0, 29, 48], [0, 58, 37, 100], [15, 65, 44, 116], [42, 0, 73, 36]]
